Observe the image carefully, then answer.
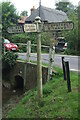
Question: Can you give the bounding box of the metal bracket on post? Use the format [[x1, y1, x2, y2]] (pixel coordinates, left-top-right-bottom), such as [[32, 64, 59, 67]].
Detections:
[[47, 44, 55, 81]]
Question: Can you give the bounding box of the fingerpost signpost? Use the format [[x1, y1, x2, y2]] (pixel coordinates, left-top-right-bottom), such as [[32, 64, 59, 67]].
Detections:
[[7, 17, 74, 105]]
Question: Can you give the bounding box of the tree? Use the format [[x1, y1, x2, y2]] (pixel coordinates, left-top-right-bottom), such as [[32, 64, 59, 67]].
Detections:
[[55, 0, 76, 16], [0, 3, 2, 24], [55, 0, 71, 13], [65, 8, 78, 51], [20, 10, 28, 16], [2, 1, 20, 37], [55, 1, 79, 55], [78, 4, 80, 52]]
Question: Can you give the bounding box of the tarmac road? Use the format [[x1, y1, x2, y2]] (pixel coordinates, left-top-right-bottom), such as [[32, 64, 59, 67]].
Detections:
[[18, 53, 79, 72]]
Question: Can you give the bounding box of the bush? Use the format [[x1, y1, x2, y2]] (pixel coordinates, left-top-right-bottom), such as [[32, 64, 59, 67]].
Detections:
[[2, 51, 18, 70], [17, 45, 26, 53], [64, 49, 80, 55], [2, 37, 4, 54]]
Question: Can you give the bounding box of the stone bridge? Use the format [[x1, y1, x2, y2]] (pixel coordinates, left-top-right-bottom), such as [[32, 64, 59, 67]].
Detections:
[[3, 60, 48, 91]]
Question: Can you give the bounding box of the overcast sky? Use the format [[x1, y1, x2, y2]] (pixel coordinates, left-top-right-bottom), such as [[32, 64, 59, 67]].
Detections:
[[1, 0, 80, 16]]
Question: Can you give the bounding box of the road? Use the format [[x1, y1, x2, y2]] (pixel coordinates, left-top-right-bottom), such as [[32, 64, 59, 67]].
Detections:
[[18, 53, 79, 72]]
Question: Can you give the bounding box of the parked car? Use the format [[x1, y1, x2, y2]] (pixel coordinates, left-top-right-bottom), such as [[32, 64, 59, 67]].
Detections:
[[55, 37, 67, 52], [4, 39, 18, 51]]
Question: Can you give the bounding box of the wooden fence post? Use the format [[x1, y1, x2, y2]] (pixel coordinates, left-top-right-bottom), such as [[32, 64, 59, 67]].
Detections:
[[47, 44, 55, 80], [65, 61, 71, 92], [62, 57, 66, 80], [27, 41, 31, 62]]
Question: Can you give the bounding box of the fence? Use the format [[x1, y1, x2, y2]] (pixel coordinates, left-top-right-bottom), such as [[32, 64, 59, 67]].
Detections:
[[62, 57, 71, 92], [26, 41, 55, 81], [4, 41, 55, 81], [3, 42, 72, 91]]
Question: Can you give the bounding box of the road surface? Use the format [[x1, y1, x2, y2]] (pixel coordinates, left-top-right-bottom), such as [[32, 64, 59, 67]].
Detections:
[[18, 53, 79, 72]]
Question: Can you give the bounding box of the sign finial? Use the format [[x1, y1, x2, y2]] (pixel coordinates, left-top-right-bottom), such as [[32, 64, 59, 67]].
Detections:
[[39, 0, 41, 17]]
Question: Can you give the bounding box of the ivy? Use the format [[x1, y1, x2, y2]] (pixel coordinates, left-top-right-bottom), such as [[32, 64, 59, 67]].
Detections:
[[2, 51, 18, 70]]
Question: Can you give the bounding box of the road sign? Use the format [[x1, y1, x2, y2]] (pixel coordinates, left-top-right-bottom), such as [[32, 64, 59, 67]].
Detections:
[[24, 24, 37, 33], [7, 25, 24, 33], [43, 21, 74, 32]]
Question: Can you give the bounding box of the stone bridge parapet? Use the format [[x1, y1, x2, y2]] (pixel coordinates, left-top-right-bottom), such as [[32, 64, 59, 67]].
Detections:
[[3, 60, 48, 90]]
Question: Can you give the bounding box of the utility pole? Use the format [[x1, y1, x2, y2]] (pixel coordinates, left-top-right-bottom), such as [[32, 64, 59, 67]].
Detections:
[[39, 0, 41, 17]]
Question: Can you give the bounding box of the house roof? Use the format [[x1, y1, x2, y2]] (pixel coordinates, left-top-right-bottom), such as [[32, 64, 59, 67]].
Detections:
[[26, 5, 69, 23], [18, 16, 27, 24]]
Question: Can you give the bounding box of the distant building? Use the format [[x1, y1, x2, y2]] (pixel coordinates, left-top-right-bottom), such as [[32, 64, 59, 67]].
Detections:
[[26, 5, 68, 23], [18, 16, 27, 25], [30, 6, 36, 15]]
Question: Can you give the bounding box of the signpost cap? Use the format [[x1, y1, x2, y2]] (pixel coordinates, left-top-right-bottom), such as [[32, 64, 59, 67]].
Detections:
[[35, 16, 41, 23]]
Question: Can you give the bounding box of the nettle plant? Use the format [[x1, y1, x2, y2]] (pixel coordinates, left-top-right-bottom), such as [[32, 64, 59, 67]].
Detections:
[[2, 51, 18, 70]]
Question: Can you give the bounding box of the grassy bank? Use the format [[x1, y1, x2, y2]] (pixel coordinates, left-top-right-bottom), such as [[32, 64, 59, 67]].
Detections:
[[7, 65, 78, 119]]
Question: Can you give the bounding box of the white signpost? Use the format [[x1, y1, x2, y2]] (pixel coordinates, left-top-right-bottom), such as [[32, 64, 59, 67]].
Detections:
[[7, 19, 74, 105], [7, 25, 24, 33], [7, 24, 37, 33], [24, 24, 37, 33], [7, 21, 74, 33], [43, 21, 74, 32]]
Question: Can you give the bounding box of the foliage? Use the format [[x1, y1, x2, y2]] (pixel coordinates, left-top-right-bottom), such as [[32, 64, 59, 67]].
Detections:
[[0, 2, 2, 24], [64, 9, 78, 52], [55, 1, 71, 13], [78, 5, 80, 52], [2, 1, 20, 37], [8, 65, 78, 119], [9, 32, 54, 45], [20, 10, 28, 16], [2, 51, 18, 70], [64, 48, 80, 55], [2, 37, 4, 54], [41, 32, 54, 46], [8, 33, 37, 43], [8, 32, 52, 53], [55, 1, 79, 55]]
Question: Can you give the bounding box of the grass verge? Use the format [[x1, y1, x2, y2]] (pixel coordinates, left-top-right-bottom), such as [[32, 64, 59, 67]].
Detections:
[[7, 65, 79, 119]]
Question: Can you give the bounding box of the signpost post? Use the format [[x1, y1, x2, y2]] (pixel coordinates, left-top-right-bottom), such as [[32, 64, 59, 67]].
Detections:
[[35, 16, 43, 105]]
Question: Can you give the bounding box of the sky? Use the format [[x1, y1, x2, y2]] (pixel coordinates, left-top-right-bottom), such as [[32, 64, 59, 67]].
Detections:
[[1, 0, 80, 16]]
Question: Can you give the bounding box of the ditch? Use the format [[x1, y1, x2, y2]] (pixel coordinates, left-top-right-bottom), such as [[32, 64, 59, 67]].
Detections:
[[2, 83, 24, 118]]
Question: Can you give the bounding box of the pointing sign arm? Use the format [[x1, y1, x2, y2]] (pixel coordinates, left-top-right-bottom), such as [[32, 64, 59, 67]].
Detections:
[[7, 21, 74, 34], [43, 21, 74, 32], [24, 24, 37, 32], [7, 25, 24, 33]]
